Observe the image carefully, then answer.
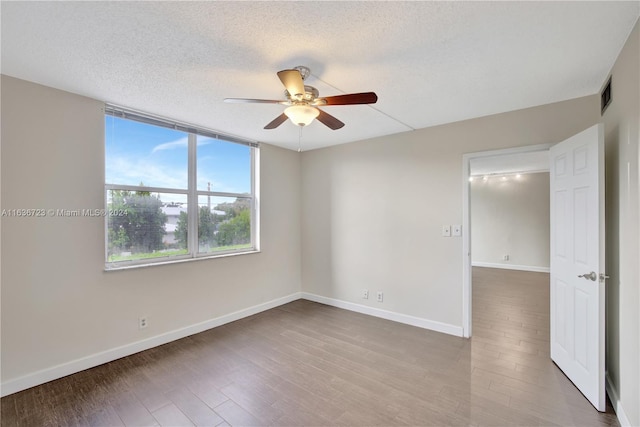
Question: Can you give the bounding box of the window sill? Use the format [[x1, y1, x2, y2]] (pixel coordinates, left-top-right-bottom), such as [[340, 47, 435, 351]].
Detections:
[[104, 249, 260, 272]]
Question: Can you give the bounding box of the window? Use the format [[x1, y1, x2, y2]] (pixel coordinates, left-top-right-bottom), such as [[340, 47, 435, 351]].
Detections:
[[104, 105, 259, 268]]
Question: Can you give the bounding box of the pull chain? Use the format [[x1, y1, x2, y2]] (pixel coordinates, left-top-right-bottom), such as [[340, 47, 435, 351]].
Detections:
[[298, 126, 302, 152]]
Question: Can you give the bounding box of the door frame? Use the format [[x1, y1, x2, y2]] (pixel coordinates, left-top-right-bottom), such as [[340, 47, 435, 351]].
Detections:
[[461, 143, 553, 338]]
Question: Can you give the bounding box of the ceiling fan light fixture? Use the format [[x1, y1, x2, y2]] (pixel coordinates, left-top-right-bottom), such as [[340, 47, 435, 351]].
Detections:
[[226, 66, 376, 130], [284, 105, 319, 127]]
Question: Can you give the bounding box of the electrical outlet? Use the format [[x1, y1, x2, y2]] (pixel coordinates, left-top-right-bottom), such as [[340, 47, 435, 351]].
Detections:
[[503, 254, 509, 261], [139, 317, 148, 329], [362, 289, 369, 299], [376, 291, 384, 302]]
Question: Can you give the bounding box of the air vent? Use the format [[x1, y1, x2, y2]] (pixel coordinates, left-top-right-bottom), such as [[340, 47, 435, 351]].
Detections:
[[601, 76, 612, 115]]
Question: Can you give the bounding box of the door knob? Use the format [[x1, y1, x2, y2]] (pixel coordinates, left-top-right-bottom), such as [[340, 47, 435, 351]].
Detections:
[[578, 271, 597, 281]]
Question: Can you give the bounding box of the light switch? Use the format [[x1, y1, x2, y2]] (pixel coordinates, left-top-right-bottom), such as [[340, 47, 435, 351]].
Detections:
[[442, 225, 451, 237], [452, 225, 461, 236]]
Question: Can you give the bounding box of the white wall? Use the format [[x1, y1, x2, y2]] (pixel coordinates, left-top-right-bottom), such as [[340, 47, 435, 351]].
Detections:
[[471, 172, 550, 272], [301, 96, 599, 333], [601, 19, 640, 427], [0, 76, 302, 393]]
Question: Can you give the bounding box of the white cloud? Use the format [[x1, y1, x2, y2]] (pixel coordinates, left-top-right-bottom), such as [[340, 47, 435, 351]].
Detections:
[[106, 156, 188, 190], [151, 136, 188, 153], [152, 137, 214, 153]]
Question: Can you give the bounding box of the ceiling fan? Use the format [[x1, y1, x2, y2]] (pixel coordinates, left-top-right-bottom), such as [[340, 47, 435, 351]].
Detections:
[[224, 66, 378, 130]]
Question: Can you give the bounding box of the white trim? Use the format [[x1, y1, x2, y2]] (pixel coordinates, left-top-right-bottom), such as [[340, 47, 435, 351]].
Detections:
[[187, 133, 198, 254], [104, 248, 260, 271], [252, 146, 260, 251], [301, 292, 464, 337], [470, 168, 550, 177], [472, 262, 550, 273], [462, 143, 553, 339], [606, 373, 632, 426], [462, 153, 472, 338], [0, 292, 302, 397]]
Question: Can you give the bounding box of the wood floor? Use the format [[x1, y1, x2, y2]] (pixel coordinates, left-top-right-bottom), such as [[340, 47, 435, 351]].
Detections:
[[1, 267, 619, 426]]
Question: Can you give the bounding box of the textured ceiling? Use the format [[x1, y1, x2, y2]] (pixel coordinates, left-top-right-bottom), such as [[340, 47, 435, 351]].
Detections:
[[2, 1, 638, 151]]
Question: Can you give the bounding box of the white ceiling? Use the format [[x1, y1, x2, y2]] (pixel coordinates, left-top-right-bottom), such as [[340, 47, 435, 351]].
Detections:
[[1, 2, 638, 151]]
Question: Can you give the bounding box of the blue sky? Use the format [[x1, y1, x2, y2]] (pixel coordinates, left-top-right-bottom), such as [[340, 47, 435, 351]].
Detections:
[[105, 116, 251, 199]]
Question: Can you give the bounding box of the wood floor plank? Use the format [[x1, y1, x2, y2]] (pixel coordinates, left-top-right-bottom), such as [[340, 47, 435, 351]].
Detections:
[[151, 403, 194, 427], [219, 382, 284, 424], [110, 389, 159, 427], [213, 399, 261, 427], [271, 398, 337, 426], [165, 387, 225, 426], [186, 379, 229, 409], [86, 405, 125, 427], [127, 371, 173, 413]]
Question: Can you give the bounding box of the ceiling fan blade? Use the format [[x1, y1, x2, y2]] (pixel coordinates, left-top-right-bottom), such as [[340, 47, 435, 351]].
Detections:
[[277, 69, 305, 98], [224, 98, 286, 104], [264, 113, 289, 130], [316, 109, 345, 130], [315, 92, 378, 106]]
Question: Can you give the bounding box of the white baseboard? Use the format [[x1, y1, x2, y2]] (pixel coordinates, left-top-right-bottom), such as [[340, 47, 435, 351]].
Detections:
[[301, 292, 464, 337], [472, 262, 550, 273], [606, 373, 632, 427], [0, 292, 302, 397]]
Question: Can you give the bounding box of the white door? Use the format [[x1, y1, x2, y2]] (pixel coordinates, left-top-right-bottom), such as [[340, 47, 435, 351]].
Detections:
[[550, 123, 606, 411]]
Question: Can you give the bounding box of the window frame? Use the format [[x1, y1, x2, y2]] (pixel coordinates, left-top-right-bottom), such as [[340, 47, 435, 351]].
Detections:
[[104, 105, 260, 270]]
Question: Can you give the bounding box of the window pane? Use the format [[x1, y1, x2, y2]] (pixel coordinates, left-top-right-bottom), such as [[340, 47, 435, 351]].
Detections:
[[107, 190, 188, 263], [197, 136, 251, 194], [197, 195, 252, 253], [106, 116, 188, 189]]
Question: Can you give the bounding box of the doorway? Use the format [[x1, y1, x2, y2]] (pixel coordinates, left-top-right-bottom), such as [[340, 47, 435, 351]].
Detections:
[[462, 144, 552, 337]]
